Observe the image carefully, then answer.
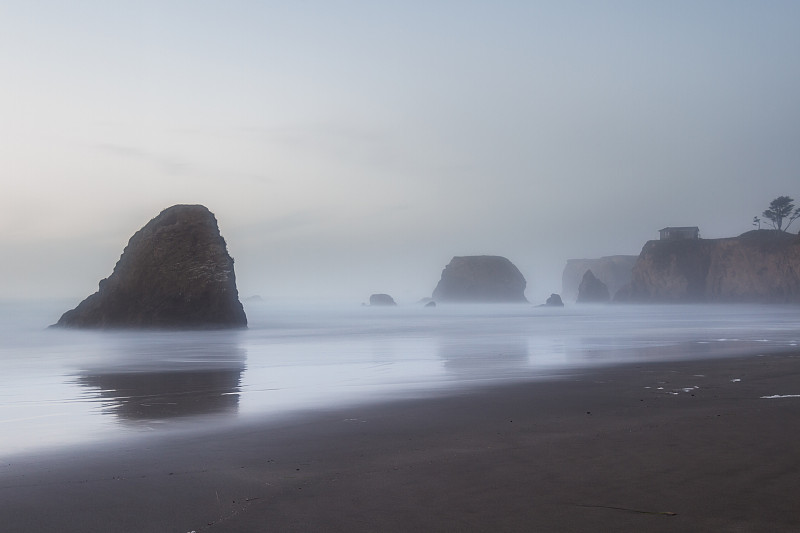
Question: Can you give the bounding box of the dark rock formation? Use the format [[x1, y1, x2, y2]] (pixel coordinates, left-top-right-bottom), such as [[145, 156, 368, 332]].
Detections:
[[628, 230, 800, 303], [54, 204, 247, 328], [432, 256, 527, 303], [425, 301, 437, 308], [543, 293, 564, 307], [562, 256, 637, 303], [369, 293, 397, 306], [577, 270, 610, 303]]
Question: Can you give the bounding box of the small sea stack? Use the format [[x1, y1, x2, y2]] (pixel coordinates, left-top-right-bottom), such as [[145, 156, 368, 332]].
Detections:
[[369, 293, 397, 306], [543, 293, 564, 307], [561, 256, 637, 303], [53, 204, 247, 329], [576, 270, 610, 303]]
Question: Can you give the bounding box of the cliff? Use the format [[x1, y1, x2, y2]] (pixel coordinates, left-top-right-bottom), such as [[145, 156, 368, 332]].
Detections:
[[432, 256, 527, 303], [628, 230, 800, 303], [562, 256, 637, 302], [54, 204, 247, 328]]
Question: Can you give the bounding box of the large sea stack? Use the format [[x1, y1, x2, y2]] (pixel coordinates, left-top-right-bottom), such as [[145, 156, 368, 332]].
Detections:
[[54, 204, 247, 328], [628, 230, 800, 303], [432, 255, 528, 303]]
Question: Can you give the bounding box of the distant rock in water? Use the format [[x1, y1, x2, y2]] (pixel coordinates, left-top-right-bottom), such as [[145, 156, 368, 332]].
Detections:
[[577, 270, 610, 303], [562, 256, 637, 303], [629, 230, 800, 303], [543, 293, 564, 307], [425, 300, 437, 308], [432, 256, 527, 303], [54, 204, 247, 329], [369, 293, 397, 306]]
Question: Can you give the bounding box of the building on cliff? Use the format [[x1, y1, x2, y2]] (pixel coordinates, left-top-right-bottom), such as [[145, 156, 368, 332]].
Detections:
[[659, 227, 700, 240]]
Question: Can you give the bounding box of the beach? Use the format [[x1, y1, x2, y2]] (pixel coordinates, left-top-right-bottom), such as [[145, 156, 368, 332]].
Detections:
[[3, 350, 799, 532]]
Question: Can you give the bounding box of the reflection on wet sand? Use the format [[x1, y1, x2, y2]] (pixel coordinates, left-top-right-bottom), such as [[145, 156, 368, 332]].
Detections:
[[438, 338, 529, 378], [564, 336, 788, 367], [78, 368, 243, 420], [75, 333, 246, 421]]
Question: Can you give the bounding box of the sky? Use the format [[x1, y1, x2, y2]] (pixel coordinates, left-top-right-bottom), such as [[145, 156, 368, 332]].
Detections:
[[1, 1, 798, 304]]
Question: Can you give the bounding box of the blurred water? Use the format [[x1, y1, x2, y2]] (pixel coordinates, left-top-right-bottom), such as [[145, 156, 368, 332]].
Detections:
[[0, 300, 798, 456]]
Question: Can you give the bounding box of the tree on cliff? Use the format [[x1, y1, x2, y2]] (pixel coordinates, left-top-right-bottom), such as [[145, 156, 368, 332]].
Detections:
[[762, 196, 800, 232]]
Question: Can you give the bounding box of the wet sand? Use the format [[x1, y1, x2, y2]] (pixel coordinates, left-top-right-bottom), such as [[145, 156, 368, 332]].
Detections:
[[2, 351, 800, 532]]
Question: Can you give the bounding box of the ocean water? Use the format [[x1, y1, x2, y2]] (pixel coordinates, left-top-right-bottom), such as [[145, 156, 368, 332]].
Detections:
[[1, 300, 798, 456]]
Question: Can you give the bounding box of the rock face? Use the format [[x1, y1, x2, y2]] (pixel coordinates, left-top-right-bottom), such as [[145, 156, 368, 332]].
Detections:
[[369, 293, 397, 306], [432, 256, 527, 303], [54, 205, 247, 328], [576, 270, 610, 303], [629, 230, 800, 303], [562, 256, 637, 302]]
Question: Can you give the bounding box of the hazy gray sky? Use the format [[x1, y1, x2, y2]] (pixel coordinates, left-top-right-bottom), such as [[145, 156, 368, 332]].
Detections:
[[1, 1, 798, 304]]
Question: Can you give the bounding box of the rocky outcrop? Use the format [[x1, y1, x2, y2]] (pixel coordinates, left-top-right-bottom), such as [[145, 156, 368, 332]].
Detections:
[[562, 256, 637, 302], [432, 256, 527, 303], [54, 204, 247, 328], [629, 230, 800, 303], [369, 293, 397, 306], [541, 293, 564, 307], [577, 270, 610, 303]]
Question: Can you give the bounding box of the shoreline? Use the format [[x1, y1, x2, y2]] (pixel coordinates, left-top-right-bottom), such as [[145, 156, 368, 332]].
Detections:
[[2, 351, 800, 532]]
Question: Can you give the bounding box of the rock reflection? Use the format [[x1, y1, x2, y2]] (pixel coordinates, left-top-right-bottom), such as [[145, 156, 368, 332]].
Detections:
[[438, 337, 530, 379], [562, 336, 782, 367], [76, 332, 246, 421]]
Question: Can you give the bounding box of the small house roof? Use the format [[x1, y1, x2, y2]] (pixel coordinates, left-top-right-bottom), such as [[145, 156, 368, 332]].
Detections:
[[659, 226, 699, 232]]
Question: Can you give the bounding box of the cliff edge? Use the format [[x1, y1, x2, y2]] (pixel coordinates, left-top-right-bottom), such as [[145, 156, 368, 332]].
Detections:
[[629, 230, 800, 303]]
